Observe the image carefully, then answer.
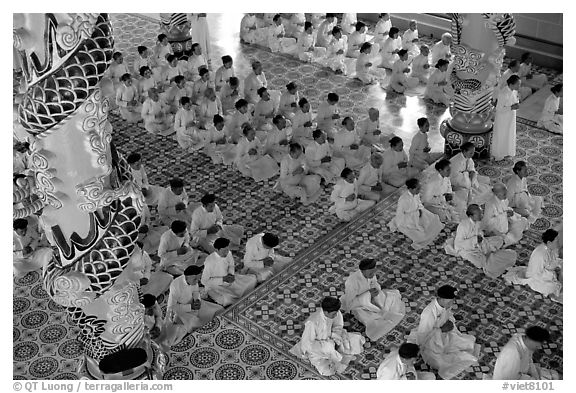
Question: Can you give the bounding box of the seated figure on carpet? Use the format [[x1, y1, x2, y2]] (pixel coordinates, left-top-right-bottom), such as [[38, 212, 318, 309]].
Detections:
[[158, 220, 204, 276], [201, 115, 233, 165], [219, 76, 241, 115], [141, 88, 174, 135], [163, 75, 192, 115], [411, 45, 431, 84], [377, 342, 436, 380], [430, 32, 452, 67], [322, 26, 349, 76], [518, 52, 548, 98], [506, 161, 544, 224], [449, 142, 492, 205], [127, 152, 162, 207], [355, 43, 379, 86], [296, 22, 325, 63], [174, 96, 203, 151], [279, 143, 322, 205], [537, 83, 562, 135], [333, 117, 371, 171], [267, 14, 297, 54], [357, 153, 387, 202], [197, 88, 223, 129], [390, 49, 419, 93], [130, 241, 173, 298], [421, 159, 466, 224], [278, 82, 300, 121], [316, 92, 341, 139], [329, 167, 376, 222], [116, 73, 142, 124], [357, 108, 388, 149], [234, 124, 279, 181], [253, 87, 276, 131], [137, 66, 162, 102], [424, 59, 451, 106], [243, 232, 293, 283], [373, 13, 392, 46], [379, 27, 401, 69], [381, 136, 419, 188], [226, 98, 253, 143], [214, 55, 235, 92], [305, 129, 346, 185], [315, 14, 337, 49], [191, 68, 214, 105], [158, 178, 196, 226], [401, 20, 420, 59], [291, 97, 316, 148], [408, 117, 443, 171]]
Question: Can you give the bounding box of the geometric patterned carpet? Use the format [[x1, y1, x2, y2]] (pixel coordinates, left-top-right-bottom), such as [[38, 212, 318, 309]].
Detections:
[[13, 13, 563, 380]]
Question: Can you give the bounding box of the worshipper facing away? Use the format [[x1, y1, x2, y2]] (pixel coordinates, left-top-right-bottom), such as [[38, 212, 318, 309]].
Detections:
[[291, 97, 316, 147], [226, 99, 252, 143], [481, 183, 529, 247], [430, 32, 452, 66], [116, 73, 142, 124], [355, 43, 379, 85], [174, 97, 204, 151], [13, 218, 52, 277], [214, 55, 235, 92], [164, 265, 224, 347], [446, 204, 517, 279], [316, 92, 341, 138], [410, 45, 431, 84], [290, 296, 365, 376], [126, 152, 162, 206], [503, 229, 562, 304], [279, 143, 322, 205], [357, 153, 392, 202], [322, 26, 349, 75], [518, 52, 548, 93], [315, 14, 337, 48], [373, 13, 392, 45], [379, 27, 401, 69], [190, 193, 244, 254], [202, 114, 234, 165], [407, 285, 480, 380], [537, 83, 563, 134], [357, 107, 388, 149], [130, 241, 172, 298], [141, 88, 174, 136], [333, 117, 371, 171], [492, 75, 520, 161], [408, 117, 443, 170], [234, 124, 280, 182], [506, 160, 544, 224], [341, 258, 406, 341], [201, 237, 257, 307], [449, 142, 492, 205], [305, 129, 346, 185], [329, 168, 376, 222], [493, 326, 559, 380], [389, 178, 444, 250], [401, 20, 420, 59], [157, 178, 196, 226], [243, 232, 293, 283], [158, 220, 204, 276], [278, 82, 300, 120], [267, 14, 297, 54], [424, 59, 451, 106], [381, 136, 419, 188], [219, 76, 241, 114], [422, 158, 466, 224], [377, 342, 436, 380], [389, 49, 419, 93]]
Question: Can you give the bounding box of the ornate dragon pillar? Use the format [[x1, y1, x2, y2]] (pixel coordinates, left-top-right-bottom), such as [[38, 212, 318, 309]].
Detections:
[[13, 13, 166, 379], [159, 13, 193, 60], [440, 13, 516, 159]]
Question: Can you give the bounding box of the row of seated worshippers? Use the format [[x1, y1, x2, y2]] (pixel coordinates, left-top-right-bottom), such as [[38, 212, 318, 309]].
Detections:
[[290, 274, 560, 380]]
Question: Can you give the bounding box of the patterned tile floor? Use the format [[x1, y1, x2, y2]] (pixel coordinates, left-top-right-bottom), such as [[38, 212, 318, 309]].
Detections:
[[13, 13, 562, 380]]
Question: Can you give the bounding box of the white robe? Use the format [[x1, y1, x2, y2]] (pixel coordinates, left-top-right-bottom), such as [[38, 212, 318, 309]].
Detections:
[[315, 19, 336, 48], [157, 229, 201, 275], [518, 62, 548, 91], [190, 14, 212, 60], [315, 102, 340, 137], [425, 69, 450, 105], [244, 72, 268, 105], [537, 94, 562, 134], [279, 154, 322, 204], [341, 13, 357, 35], [129, 245, 173, 298], [421, 172, 465, 223], [235, 136, 279, 181], [408, 298, 479, 380], [449, 152, 492, 205], [157, 186, 196, 226], [493, 334, 559, 380], [481, 194, 529, 246], [329, 179, 375, 222], [357, 162, 383, 200], [492, 86, 518, 160], [291, 109, 315, 147], [289, 309, 365, 376], [506, 174, 544, 224], [214, 65, 235, 91], [411, 53, 430, 84], [323, 36, 349, 74], [243, 233, 293, 282], [401, 28, 420, 58], [240, 14, 259, 44], [189, 204, 244, 249], [201, 251, 257, 306], [390, 58, 419, 92], [225, 110, 252, 143], [379, 36, 401, 69], [381, 148, 417, 188], [304, 140, 345, 184], [408, 131, 440, 170], [130, 165, 162, 206], [373, 19, 392, 44], [355, 52, 376, 84], [377, 349, 435, 380], [297, 31, 324, 62], [278, 91, 299, 119], [267, 23, 296, 53], [115, 84, 142, 123], [197, 97, 223, 126], [340, 270, 406, 341], [356, 118, 388, 147], [141, 98, 173, 135], [388, 190, 444, 250], [332, 128, 371, 170], [430, 41, 451, 66], [174, 107, 203, 151]]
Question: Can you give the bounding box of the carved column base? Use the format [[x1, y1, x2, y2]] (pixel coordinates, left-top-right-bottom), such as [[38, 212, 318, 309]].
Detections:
[[440, 119, 492, 160], [169, 38, 193, 61]]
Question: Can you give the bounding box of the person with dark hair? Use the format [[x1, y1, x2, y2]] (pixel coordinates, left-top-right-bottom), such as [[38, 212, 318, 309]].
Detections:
[[116, 73, 142, 123], [254, 87, 276, 130], [13, 218, 52, 277], [214, 55, 235, 92], [243, 232, 293, 282], [389, 178, 444, 250], [158, 220, 203, 276], [279, 143, 322, 205], [506, 161, 544, 224], [278, 82, 299, 120], [382, 136, 419, 188], [329, 167, 376, 221], [525, 229, 562, 301], [191, 67, 214, 105], [341, 258, 405, 341], [334, 117, 371, 170], [357, 153, 387, 202], [492, 74, 521, 161], [219, 76, 241, 114], [141, 294, 164, 340], [323, 26, 348, 75], [244, 61, 276, 105], [355, 43, 379, 85], [127, 152, 162, 206], [141, 87, 174, 135], [297, 21, 324, 62], [197, 88, 223, 130], [267, 14, 297, 53], [137, 65, 161, 101], [305, 129, 346, 184], [190, 13, 212, 66], [450, 204, 517, 278], [494, 59, 530, 102], [407, 285, 480, 379], [424, 59, 451, 105], [379, 26, 401, 69], [357, 108, 388, 148], [408, 117, 442, 170], [235, 124, 279, 181], [373, 13, 392, 45], [165, 265, 223, 347], [291, 98, 315, 147], [163, 75, 192, 114], [201, 237, 257, 306], [153, 33, 173, 68], [493, 326, 559, 380], [107, 51, 130, 90], [377, 342, 435, 380], [286, 13, 306, 38], [402, 20, 420, 59], [226, 98, 252, 143], [410, 44, 431, 84], [315, 13, 337, 48], [202, 114, 233, 164], [131, 239, 173, 298], [518, 52, 548, 93], [390, 49, 419, 93], [185, 42, 209, 82], [158, 178, 195, 226], [290, 296, 365, 376], [316, 93, 341, 137], [190, 193, 245, 253], [174, 96, 203, 151], [537, 83, 563, 134], [161, 54, 185, 87], [482, 183, 529, 247], [422, 158, 465, 223], [450, 141, 492, 205], [348, 21, 380, 59]]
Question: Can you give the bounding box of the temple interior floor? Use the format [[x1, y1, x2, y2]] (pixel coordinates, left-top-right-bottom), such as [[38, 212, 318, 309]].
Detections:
[[13, 13, 563, 380]]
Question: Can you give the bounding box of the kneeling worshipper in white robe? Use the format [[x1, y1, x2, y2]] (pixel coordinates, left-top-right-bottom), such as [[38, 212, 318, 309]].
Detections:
[[322, 26, 350, 75], [377, 342, 435, 380], [214, 55, 235, 92], [201, 238, 257, 307], [379, 27, 401, 69], [341, 13, 357, 36], [329, 168, 376, 222], [389, 50, 419, 93], [13, 218, 52, 277], [373, 13, 392, 45], [357, 108, 388, 149], [408, 117, 443, 170], [240, 13, 259, 44], [315, 92, 341, 138], [430, 32, 452, 66], [290, 297, 365, 376], [158, 220, 204, 276], [407, 285, 480, 380], [278, 82, 300, 121], [197, 88, 223, 129], [157, 178, 196, 226], [141, 88, 174, 136], [493, 326, 560, 380], [296, 22, 326, 63], [492, 75, 520, 161], [341, 259, 405, 341], [424, 59, 451, 106], [174, 97, 204, 151], [482, 183, 529, 247], [225, 99, 252, 143], [286, 13, 305, 38], [164, 265, 224, 347], [537, 84, 563, 134], [253, 87, 276, 131], [202, 115, 235, 165], [422, 159, 466, 224], [305, 129, 346, 185], [518, 52, 548, 93], [402, 20, 420, 59], [333, 117, 371, 171], [355, 43, 379, 85], [450, 142, 492, 205], [315, 14, 337, 48], [267, 14, 297, 54], [243, 232, 293, 283], [244, 61, 280, 107], [381, 136, 419, 188], [116, 74, 142, 123], [357, 153, 386, 202], [130, 241, 173, 298], [235, 124, 279, 182], [506, 161, 544, 224], [503, 229, 562, 303], [291, 98, 316, 147], [446, 204, 517, 278], [410, 45, 431, 84], [190, 193, 244, 254], [219, 77, 241, 115], [279, 143, 322, 205], [127, 152, 162, 206], [264, 115, 292, 163], [389, 178, 444, 250]]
